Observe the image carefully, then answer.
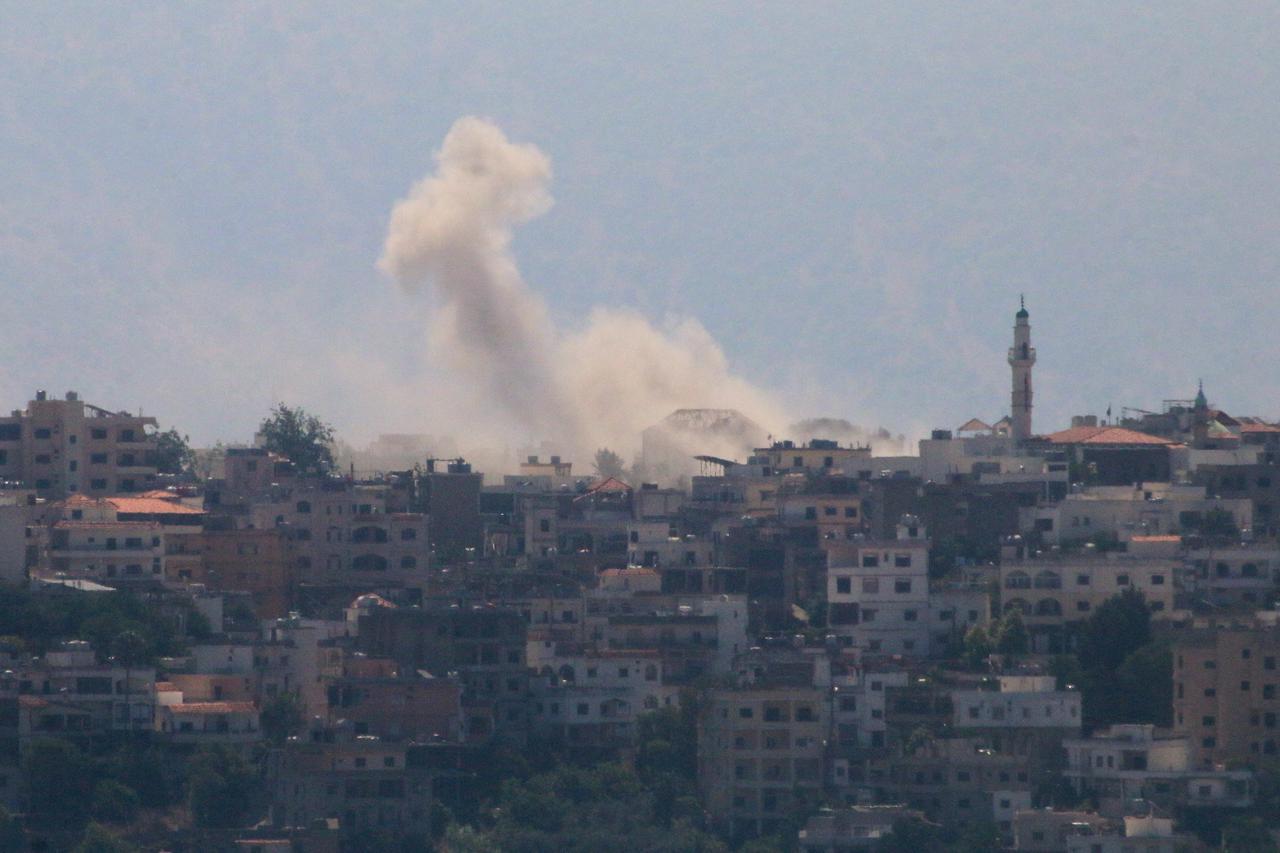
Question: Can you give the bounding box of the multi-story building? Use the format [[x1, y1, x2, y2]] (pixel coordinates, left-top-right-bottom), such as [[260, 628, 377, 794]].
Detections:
[[193, 526, 298, 619], [1000, 538, 1179, 650], [951, 675, 1082, 785], [1028, 484, 1251, 546], [698, 685, 829, 838], [356, 604, 527, 745], [0, 390, 159, 499], [1183, 541, 1280, 610], [1062, 723, 1253, 818], [1172, 620, 1280, 768], [251, 481, 429, 589], [827, 517, 931, 655], [44, 496, 165, 585], [526, 649, 678, 747], [266, 735, 433, 838]]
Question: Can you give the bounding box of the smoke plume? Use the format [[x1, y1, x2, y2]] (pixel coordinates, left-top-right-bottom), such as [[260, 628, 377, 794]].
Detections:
[[379, 116, 784, 462]]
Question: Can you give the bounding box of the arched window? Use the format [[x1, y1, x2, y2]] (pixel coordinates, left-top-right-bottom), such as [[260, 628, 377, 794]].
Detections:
[[1034, 571, 1061, 589], [352, 526, 388, 544], [1035, 598, 1062, 616], [1004, 598, 1032, 615], [352, 554, 388, 571], [1005, 571, 1031, 590]]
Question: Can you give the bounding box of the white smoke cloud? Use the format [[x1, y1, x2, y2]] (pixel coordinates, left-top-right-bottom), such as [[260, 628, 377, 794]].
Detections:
[[379, 116, 786, 463]]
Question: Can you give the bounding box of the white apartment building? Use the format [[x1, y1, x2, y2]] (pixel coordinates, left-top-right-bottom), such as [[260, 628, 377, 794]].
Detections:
[[827, 518, 931, 655], [1029, 483, 1252, 545], [951, 675, 1081, 731]]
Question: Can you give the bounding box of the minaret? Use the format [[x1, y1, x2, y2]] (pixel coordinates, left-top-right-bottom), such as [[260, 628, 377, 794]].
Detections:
[[1008, 296, 1035, 442]]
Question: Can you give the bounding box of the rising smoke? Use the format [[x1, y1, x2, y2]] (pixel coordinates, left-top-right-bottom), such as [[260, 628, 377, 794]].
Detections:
[[378, 117, 785, 464]]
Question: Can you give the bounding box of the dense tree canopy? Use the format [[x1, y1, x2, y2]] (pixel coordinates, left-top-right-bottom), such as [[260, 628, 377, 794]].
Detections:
[[149, 427, 194, 476], [258, 403, 336, 475]]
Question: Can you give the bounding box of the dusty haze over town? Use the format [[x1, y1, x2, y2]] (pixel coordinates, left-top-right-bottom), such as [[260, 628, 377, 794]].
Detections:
[[3, 3, 1279, 459]]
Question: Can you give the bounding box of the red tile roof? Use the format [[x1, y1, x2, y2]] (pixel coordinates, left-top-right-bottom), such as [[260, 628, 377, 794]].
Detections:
[[107, 497, 204, 516], [1043, 426, 1176, 446], [1241, 422, 1280, 434]]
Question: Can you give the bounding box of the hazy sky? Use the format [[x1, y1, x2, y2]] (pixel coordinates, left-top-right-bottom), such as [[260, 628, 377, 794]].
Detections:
[[2, 2, 1278, 450]]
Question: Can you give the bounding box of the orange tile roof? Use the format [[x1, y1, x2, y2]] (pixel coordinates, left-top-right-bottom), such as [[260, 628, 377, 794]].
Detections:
[[1240, 422, 1280, 434], [107, 497, 204, 516], [1130, 535, 1181, 542], [166, 701, 256, 714], [958, 418, 993, 432], [1043, 426, 1176, 446], [580, 477, 632, 495]]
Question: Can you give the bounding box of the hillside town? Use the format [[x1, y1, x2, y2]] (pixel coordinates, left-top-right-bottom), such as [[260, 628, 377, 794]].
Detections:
[[2, 303, 1280, 852]]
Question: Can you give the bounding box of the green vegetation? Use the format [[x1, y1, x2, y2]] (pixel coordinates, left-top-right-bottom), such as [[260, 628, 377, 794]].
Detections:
[[258, 403, 336, 475], [149, 427, 195, 477], [0, 585, 196, 662]]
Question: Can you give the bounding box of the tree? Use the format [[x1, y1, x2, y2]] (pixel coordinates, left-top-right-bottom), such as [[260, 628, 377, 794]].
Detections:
[[73, 824, 137, 853], [24, 738, 94, 827], [963, 625, 993, 669], [1077, 589, 1151, 675], [150, 427, 194, 476], [258, 404, 336, 475], [1114, 641, 1173, 726], [1221, 816, 1279, 852], [91, 780, 140, 824], [187, 746, 259, 828], [592, 448, 628, 481], [993, 610, 1030, 656], [0, 805, 25, 852], [261, 691, 305, 744]]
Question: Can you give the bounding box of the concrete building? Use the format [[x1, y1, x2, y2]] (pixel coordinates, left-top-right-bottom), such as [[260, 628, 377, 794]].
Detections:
[[827, 517, 931, 655], [1062, 724, 1252, 818], [356, 605, 528, 745], [1172, 620, 1280, 768], [0, 390, 159, 499], [1001, 541, 1178, 648], [420, 459, 483, 562], [1184, 541, 1280, 610], [251, 480, 429, 588], [44, 496, 165, 585], [1029, 483, 1251, 546], [266, 736, 433, 838], [698, 685, 829, 838], [196, 526, 299, 619]]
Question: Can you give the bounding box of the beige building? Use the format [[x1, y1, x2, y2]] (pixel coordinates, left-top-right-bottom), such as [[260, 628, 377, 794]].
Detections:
[[250, 482, 429, 587], [698, 685, 829, 838], [0, 390, 159, 499], [1173, 621, 1280, 768], [1001, 539, 1178, 644]]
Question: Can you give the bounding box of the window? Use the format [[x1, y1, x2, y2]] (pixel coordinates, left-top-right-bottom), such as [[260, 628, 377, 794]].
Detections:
[[1203, 716, 1216, 727], [738, 707, 753, 719], [539, 519, 550, 533], [836, 577, 851, 594], [401, 528, 417, 541], [862, 554, 879, 568], [577, 703, 589, 716], [1242, 681, 1251, 691], [34, 428, 51, 440], [862, 609, 877, 622], [1151, 574, 1165, 585], [894, 553, 911, 568], [894, 579, 912, 594], [845, 506, 857, 518], [1117, 574, 1130, 586], [1076, 574, 1090, 586], [904, 609, 918, 622], [1076, 600, 1091, 612], [804, 507, 817, 520], [296, 501, 311, 513]]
